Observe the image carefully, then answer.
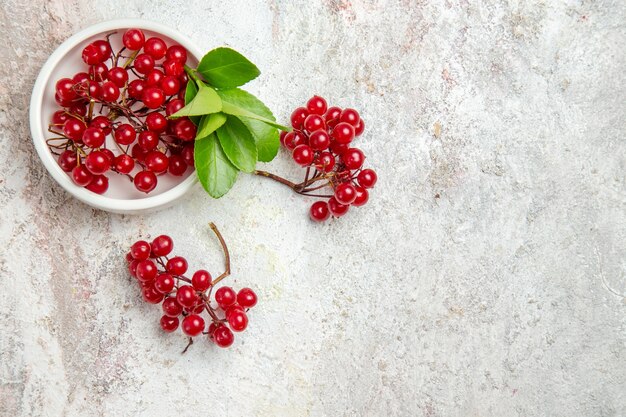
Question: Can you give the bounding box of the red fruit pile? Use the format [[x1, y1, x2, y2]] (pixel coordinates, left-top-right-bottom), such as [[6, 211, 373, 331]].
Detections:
[[48, 28, 195, 195], [278, 96, 377, 221], [126, 225, 256, 349]]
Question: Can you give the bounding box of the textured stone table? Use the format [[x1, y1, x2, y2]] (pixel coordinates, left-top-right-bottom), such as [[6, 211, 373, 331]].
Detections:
[[1, 1, 625, 416]]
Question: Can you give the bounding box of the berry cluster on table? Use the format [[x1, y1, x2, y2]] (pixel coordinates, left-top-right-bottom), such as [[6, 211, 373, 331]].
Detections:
[[126, 224, 256, 349], [256, 95, 378, 221]]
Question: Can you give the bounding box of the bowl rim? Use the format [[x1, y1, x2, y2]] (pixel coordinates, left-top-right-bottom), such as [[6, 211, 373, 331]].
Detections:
[[29, 18, 202, 214]]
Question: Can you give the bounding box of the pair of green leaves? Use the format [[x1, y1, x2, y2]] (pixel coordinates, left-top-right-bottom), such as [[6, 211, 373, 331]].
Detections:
[[169, 47, 289, 198]]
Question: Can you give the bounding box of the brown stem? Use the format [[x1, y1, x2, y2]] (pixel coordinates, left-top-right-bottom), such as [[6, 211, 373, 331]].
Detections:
[[182, 337, 193, 354], [209, 223, 230, 286], [122, 49, 140, 69], [254, 170, 298, 189]]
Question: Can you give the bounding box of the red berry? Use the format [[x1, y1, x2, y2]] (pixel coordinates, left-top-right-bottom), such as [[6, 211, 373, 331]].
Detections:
[[329, 140, 349, 156], [172, 118, 196, 141], [72, 72, 90, 84], [145, 69, 164, 87], [161, 75, 180, 95], [176, 285, 198, 308], [237, 288, 257, 308], [114, 124, 136, 145], [166, 256, 188, 275], [357, 169, 377, 188], [144, 37, 167, 59], [133, 53, 154, 74], [51, 110, 69, 126], [306, 95, 327, 115], [99, 81, 119, 102], [138, 131, 159, 151], [85, 175, 108, 194], [101, 148, 115, 164], [168, 154, 187, 176], [71, 165, 93, 186], [213, 325, 234, 347], [122, 29, 145, 50], [58, 150, 78, 172], [134, 170, 157, 193], [303, 114, 325, 133], [81, 43, 104, 65], [114, 154, 134, 174], [92, 39, 112, 60], [328, 196, 350, 217], [89, 63, 108, 82], [292, 144, 314, 166], [166, 45, 187, 63], [131, 144, 147, 163], [354, 119, 365, 136], [339, 108, 360, 127], [334, 183, 357, 205], [63, 118, 86, 141], [332, 122, 355, 144], [279, 130, 288, 147], [163, 60, 184, 77], [128, 79, 146, 99], [352, 186, 369, 206], [215, 286, 237, 308], [342, 148, 365, 170], [283, 131, 307, 151], [143, 287, 164, 304], [160, 315, 179, 332], [310, 201, 330, 222], [107, 66, 128, 88], [130, 240, 151, 260], [89, 116, 112, 135], [151, 235, 173, 257], [290, 107, 308, 129], [154, 273, 175, 293], [162, 297, 183, 317], [142, 87, 165, 109], [145, 112, 168, 132], [165, 99, 184, 116], [192, 270, 212, 291], [324, 106, 342, 122], [85, 151, 110, 175], [145, 151, 169, 174], [136, 259, 157, 282], [181, 314, 204, 336], [55, 93, 73, 107], [225, 304, 245, 319], [309, 129, 330, 151], [315, 151, 335, 172], [228, 310, 248, 332], [55, 78, 77, 100], [82, 127, 105, 148], [181, 144, 194, 166]]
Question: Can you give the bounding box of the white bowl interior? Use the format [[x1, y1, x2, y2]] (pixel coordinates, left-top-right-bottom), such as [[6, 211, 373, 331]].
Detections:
[[31, 20, 202, 213]]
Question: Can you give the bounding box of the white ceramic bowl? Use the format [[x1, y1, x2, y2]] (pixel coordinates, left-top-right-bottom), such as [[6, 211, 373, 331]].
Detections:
[[30, 19, 202, 214]]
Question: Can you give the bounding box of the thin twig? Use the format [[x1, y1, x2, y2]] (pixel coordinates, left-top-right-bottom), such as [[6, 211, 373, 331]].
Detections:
[[209, 223, 230, 285]]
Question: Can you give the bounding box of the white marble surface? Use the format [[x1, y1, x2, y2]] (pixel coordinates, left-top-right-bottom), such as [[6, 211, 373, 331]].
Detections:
[[1, 1, 625, 416]]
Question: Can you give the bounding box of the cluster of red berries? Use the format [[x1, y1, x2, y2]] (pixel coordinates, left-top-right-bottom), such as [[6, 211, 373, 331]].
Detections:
[[126, 227, 256, 349], [279, 96, 378, 221], [49, 28, 196, 195]]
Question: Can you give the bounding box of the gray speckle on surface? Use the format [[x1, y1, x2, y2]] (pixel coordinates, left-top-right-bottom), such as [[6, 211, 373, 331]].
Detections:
[[1, 1, 625, 416]]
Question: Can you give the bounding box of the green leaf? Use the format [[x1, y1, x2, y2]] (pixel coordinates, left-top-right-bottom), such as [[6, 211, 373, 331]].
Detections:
[[170, 84, 222, 119], [215, 116, 257, 173], [218, 92, 291, 131], [197, 113, 227, 139], [184, 82, 201, 125], [216, 88, 279, 162], [197, 47, 261, 88], [194, 133, 238, 198]]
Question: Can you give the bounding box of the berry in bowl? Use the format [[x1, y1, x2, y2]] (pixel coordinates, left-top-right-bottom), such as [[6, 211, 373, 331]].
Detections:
[[30, 20, 202, 213]]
